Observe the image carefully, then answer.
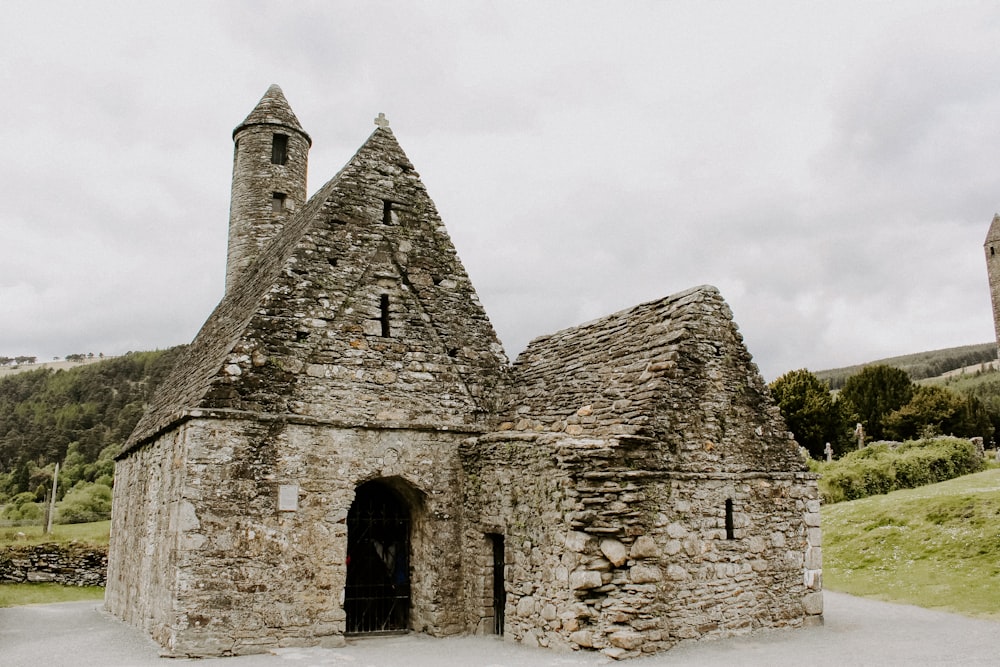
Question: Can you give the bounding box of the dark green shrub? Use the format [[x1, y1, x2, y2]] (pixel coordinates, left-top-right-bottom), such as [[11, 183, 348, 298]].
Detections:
[[0, 491, 44, 521], [56, 482, 112, 524], [820, 437, 984, 503]]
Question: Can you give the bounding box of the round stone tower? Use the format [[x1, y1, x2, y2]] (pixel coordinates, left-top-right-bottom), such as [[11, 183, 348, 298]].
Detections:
[[984, 213, 1000, 355], [226, 84, 311, 292]]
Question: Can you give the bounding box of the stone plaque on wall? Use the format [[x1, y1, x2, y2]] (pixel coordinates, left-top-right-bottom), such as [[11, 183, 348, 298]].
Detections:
[[278, 484, 299, 511]]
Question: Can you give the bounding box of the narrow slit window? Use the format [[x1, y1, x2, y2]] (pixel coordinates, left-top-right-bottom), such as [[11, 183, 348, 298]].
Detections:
[[725, 499, 735, 540], [271, 134, 288, 165], [272, 193, 286, 212], [380, 294, 391, 337], [382, 200, 393, 224]]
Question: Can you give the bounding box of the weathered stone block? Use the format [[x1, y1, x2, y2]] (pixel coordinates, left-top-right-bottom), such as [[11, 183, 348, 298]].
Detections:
[[630, 564, 662, 583], [629, 535, 660, 559], [609, 629, 645, 650], [600, 539, 628, 567], [516, 596, 536, 618], [802, 591, 824, 615], [565, 531, 592, 553], [569, 569, 603, 590]]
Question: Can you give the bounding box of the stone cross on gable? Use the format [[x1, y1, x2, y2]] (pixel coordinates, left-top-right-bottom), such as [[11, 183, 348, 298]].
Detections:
[[374, 113, 390, 128]]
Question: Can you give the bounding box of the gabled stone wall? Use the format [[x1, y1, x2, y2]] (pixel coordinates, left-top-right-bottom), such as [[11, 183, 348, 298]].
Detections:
[[111, 417, 474, 657]]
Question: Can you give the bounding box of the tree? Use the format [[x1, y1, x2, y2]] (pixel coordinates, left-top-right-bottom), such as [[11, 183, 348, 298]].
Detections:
[[769, 369, 847, 459], [883, 385, 963, 440], [885, 385, 994, 441], [838, 364, 914, 441]]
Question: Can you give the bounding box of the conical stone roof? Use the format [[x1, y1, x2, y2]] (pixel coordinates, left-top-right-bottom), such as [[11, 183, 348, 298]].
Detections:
[[233, 84, 311, 144]]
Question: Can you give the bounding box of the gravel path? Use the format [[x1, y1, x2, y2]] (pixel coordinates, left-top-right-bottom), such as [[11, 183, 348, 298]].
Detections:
[[1, 592, 996, 666]]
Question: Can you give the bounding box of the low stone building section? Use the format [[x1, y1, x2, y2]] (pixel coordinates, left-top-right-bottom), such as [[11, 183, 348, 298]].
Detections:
[[463, 432, 822, 659], [0, 542, 107, 586]]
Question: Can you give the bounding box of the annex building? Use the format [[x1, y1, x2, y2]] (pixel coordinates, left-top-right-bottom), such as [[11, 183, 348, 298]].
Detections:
[[105, 85, 822, 659]]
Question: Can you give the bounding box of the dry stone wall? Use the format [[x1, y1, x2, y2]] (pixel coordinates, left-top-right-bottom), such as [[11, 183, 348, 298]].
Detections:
[[0, 542, 106, 586]]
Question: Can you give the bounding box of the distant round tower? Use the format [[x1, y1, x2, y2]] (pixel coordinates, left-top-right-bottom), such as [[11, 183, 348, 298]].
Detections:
[[226, 85, 311, 292], [984, 213, 1000, 354]]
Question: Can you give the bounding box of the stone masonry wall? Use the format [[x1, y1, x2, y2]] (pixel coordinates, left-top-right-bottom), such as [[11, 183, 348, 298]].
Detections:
[[0, 542, 107, 586], [464, 432, 821, 659], [126, 417, 471, 657], [106, 427, 186, 648]]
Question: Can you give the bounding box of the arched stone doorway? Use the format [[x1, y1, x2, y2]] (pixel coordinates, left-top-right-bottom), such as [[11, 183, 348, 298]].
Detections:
[[345, 479, 411, 634]]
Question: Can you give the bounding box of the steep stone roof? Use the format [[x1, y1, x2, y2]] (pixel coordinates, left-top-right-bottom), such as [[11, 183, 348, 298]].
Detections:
[[233, 84, 311, 145], [123, 127, 506, 454], [500, 285, 802, 473], [985, 213, 1000, 246]]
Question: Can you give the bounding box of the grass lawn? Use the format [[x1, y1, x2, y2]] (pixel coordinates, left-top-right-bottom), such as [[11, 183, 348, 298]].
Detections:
[[822, 467, 1000, 620], [0, 583, 104, 607], [0, 521, 109, 607], [0, 520, 109, 547]]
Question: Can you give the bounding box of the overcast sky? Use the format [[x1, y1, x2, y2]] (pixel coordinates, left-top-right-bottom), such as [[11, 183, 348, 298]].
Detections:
[[3, 1, 1000, 380]]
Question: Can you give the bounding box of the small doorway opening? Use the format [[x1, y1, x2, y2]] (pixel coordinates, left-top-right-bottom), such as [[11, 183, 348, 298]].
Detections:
[[488, 533, 505, 635], [345, 480, 411, 634]]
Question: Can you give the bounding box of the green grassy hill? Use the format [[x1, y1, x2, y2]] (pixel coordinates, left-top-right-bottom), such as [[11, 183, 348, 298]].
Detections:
[[822, 467, 1000, 620], [815, 343, 996, 390]]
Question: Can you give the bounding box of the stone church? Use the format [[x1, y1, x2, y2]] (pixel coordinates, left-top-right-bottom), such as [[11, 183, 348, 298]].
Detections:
[[106, 85, 822, 659]]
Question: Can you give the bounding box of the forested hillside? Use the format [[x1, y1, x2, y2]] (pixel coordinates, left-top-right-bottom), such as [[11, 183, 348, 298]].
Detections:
[[2, 341, 998, 503], [0, 347, 185, 502], [814, 343, 996, 390]]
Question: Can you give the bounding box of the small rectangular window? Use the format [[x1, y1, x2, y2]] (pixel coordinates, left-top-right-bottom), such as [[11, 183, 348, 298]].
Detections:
[[272, 193, 286, 212], [725, 499, 735, 540], [380, 294, 391, 337], [271, 134, 288, 165]]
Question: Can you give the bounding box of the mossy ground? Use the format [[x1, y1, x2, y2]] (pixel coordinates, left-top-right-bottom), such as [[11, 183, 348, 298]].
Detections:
[[823, 467, 1000, 620]]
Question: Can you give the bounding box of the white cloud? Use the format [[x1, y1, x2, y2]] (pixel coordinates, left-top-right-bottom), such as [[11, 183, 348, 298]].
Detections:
[[1, 1, 998, 379]]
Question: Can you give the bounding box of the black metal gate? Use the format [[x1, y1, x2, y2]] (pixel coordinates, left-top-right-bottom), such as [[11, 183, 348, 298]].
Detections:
[[345, 481, 411, 634]]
